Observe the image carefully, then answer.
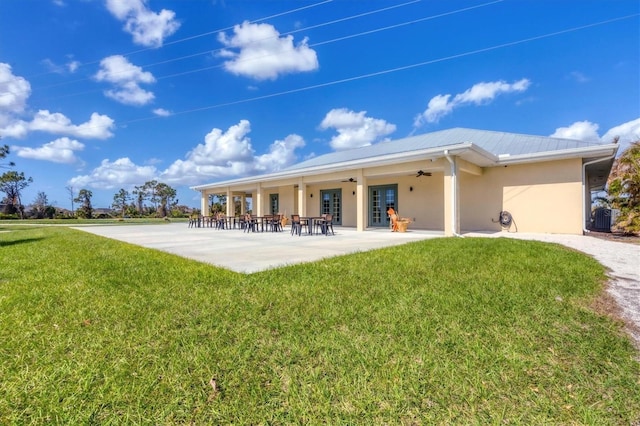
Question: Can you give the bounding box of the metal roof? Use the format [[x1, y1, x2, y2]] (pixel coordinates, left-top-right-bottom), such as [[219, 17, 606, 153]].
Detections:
[[191, 127, 618, 191], [282, 127, 603, 172]]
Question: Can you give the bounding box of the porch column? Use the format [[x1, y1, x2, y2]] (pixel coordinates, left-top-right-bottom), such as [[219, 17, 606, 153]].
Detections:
[[443, 152, 460, 236], [256, 183, 264, 216], [240, 194, 246, 215], [356, 169, 366, 231], [297, 177, 306, 217], [200, 191, 208, 216], [226, 187, 233, 217]]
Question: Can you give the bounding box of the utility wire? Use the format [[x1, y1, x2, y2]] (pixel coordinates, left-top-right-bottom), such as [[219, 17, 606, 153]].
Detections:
[[26, 0, 500, 100], [26, 0, 424, 93], [118, 13, 639, 127], [25, 0, 334, 78]]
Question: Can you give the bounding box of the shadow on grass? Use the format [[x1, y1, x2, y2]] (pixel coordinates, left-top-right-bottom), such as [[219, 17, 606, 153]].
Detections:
[[0, 237, 46, 247]]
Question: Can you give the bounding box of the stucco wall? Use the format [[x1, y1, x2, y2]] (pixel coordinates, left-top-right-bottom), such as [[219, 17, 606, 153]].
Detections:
[[366, 175, 445, 230], [460, 158, 583, 234]]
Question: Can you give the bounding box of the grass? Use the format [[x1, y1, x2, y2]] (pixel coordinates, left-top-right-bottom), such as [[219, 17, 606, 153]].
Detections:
[[1, 226, 639, 424]]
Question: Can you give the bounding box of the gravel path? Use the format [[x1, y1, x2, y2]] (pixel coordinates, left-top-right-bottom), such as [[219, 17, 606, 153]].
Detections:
[[468, 232, 640, 349]]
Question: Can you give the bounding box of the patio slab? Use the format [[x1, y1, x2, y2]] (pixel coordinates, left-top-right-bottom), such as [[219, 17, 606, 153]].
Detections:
[[74, 223, 443, 273]]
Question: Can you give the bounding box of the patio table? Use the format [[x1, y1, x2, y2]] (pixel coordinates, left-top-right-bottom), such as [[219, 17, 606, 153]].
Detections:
[[300, 217, 324, 235]]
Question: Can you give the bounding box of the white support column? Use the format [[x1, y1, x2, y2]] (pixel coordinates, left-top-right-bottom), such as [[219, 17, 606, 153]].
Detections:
[[356, 169, 366, 231], [200, 191, 208, 216], [256, 183, 264, 216], [240, 194, 246, 215], [444, 151, 460, 236], [226, 187, 233, 217], [297, 177, 306, 217]]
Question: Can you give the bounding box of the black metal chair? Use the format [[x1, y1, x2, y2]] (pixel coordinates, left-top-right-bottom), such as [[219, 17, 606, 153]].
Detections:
[[243, 214, 257, 233], [318, 214, 334, 236]]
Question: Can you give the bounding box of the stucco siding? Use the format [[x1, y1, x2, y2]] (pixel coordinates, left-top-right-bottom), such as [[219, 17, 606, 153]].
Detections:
[[460, 158, 583, 234]]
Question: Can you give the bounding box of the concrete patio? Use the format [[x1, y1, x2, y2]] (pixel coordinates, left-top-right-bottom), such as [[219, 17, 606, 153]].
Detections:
[[75, 223, 443, 273]]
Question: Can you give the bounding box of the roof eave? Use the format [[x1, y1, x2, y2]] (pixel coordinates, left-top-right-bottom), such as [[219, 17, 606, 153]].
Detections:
[[496, 144, 619, 165], [192, 143, 478, 191]]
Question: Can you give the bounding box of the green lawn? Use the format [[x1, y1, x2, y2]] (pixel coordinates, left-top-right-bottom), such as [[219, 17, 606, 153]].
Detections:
[[1, 226, 638, 424]]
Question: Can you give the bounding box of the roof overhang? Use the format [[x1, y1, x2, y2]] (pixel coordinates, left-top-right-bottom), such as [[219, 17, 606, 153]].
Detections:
[[191, 142, 619, 193], [495, 143, 619, 166]]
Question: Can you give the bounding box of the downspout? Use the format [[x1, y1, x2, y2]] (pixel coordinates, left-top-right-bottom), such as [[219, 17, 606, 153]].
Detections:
[[582, 153, 616, 234], [444, 150, 463, 237]]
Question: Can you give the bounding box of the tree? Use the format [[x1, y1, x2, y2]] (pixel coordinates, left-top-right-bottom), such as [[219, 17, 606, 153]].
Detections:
[[66, 185, 75, 215], [1, 144, 15, 169], [143, 179, 159, 211], [112, 188, 131, 218], [31, 191, 49, 219], [132, 184, 146, 213], [0, 170, 33, 217], [607, 141, 640, 234], [155, 182, 177, 218], [74, 189, 93, 219]]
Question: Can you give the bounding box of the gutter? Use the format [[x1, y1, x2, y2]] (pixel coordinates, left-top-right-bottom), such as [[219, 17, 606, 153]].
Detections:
[[582, 153, 616, 234], [444, 149, 463, 237], [191, 144, 477, 191]]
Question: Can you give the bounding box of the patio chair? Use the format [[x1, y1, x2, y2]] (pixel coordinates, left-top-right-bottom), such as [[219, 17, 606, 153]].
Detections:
[[320, 214, 334, 236], [243, 214, 257, 233], [268, 214, 282, 232], [290, 214, 301, 235], [387, 208, 399, 232]]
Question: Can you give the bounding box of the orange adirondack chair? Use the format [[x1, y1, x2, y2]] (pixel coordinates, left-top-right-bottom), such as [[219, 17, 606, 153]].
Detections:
[[387, 207, 399, 232]]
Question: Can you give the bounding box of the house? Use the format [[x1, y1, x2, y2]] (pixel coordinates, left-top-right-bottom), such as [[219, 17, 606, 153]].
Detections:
[[191, 128, 618, 235]]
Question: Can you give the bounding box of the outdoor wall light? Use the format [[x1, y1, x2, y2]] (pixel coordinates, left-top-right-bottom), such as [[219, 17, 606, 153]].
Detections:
[[310, 193, 313, 198], [409, 186, 413, 192], [352, 191, 356, 195]]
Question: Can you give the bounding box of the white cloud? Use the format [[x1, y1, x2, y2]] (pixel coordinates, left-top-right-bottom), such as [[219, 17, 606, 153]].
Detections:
[[569, 71, 589, 83], [70, 120, 307, 189], [551, 117, 640, 154], [67, 61, 80, 73], [320, 108, 396, 150], [190, 119, 255, 165], [153, 108, 171, 117], [13, 137, 84, 164], [29, 110, 115, 139], [0, 62, 115, 141], [254, 134, 305, 172], [2, 110, 115, 140], [42, 57, 81, 74], [69, 157, 157, 190], [105, 0, 180, 48], [218, 21, 318, 80], [0, 63, 31, 119], [601, 117, 640, 145], [94, 55, 155, 106], [550, 120, 600, 142], [414, 78, 531, 127]]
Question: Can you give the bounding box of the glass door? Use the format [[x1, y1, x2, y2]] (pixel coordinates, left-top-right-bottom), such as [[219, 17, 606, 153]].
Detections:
[[320, 189, 342, 225], [269, 194, 279, 215], [369, 184, 397, 227]]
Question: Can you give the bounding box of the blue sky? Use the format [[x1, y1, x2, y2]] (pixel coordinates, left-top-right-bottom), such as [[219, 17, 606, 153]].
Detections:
[[1, 0, 638, 210]]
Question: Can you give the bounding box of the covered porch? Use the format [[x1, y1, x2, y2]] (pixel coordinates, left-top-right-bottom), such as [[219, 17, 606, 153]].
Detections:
[[194, 150, 484, 237]]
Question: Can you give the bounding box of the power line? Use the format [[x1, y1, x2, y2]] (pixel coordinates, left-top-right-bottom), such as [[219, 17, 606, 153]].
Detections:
[[26, 0, 424, 93], [118, 13, 639, 127], [24, 0, 334, 78], [27, 0, 500, 101]]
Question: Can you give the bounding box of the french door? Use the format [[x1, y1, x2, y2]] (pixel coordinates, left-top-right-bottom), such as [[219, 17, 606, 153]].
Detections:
[[369, 184, 397, 227], [320, 189, 342, 225], [269, 194, 279, 215]]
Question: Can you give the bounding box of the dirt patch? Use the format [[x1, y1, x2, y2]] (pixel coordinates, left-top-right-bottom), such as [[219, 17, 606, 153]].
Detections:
[[591, 288, 640, 353], [588, 231, 640, 245]]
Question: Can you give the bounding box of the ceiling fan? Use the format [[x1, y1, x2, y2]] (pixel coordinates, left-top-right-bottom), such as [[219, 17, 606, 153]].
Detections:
[[341, 177, 356, 182], [416, 170, 432, 177]]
